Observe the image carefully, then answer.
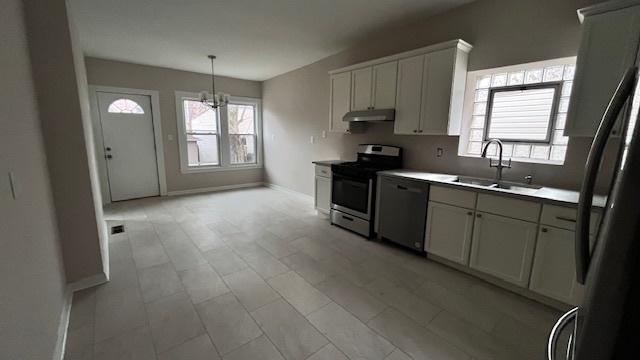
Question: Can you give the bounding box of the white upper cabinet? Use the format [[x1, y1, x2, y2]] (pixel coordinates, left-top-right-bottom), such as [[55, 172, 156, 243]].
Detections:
[[372, 62, 398, 109], [351, 61, 398, 111], [396, 43, 470, 135], [351, 67, 373, 111], [329, 72, 351, 133], [395, 55, 425, 134], [328, 39, 472, 135], [565, 3, 640, 137]]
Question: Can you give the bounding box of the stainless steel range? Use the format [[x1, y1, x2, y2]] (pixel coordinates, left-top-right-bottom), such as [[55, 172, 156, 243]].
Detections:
[[330, 145, 402, 237]]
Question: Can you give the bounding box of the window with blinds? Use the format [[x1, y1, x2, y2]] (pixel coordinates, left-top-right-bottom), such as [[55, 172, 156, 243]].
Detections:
[[485, 83, 561, 142], [465, 60, 575, 164]]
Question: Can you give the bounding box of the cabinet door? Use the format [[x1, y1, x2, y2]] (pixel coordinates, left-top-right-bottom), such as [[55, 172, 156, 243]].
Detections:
[[330, 72, 351, 132], [372, 61, 398, 109], [394, 55, 424, 135], [469, 212, 538, 286], [314, 175, 331, 214], [529, 226, 581, 304], [420, 48, 455, 135], [565, 6, 640, 137], [425, 202, 474, 265], [351, 67, 373, 111]]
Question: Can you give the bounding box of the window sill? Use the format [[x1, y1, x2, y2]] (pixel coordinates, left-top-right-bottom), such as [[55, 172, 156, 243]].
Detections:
[[180, 164, 263, 174], [458, 152, 565, 166]]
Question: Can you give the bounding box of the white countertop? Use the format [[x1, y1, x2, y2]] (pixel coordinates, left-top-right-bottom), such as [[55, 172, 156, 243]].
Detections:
[[377, 169, 607, 208]]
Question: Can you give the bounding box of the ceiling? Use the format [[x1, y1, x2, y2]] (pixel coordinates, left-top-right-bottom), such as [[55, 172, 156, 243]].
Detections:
[[68, 0, 473, 81]]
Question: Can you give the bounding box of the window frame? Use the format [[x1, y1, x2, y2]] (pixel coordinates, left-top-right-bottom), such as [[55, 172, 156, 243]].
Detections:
[[483, 82, 562, 144], [175, 91, 262, 174], [458, 56, 576, 166], [226, 99, 259, 166]]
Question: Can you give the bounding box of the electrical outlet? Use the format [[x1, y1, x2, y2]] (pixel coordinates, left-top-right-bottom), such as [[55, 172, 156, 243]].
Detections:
[[436, 148, 444, 157]]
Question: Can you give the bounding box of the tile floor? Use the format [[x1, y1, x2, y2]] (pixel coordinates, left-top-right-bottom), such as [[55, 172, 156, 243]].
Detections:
[[63, 187, 562, 360]]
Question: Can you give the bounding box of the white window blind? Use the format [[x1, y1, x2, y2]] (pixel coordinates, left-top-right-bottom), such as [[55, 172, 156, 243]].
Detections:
[[486, 86, 558, 142]]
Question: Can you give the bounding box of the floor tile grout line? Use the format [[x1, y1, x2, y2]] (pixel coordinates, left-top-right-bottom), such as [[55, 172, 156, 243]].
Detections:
[[147, 205, 227, 359]]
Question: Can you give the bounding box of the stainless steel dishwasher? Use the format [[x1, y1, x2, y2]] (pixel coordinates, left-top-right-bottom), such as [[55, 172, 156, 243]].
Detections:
[[376, 175, 429, 251]]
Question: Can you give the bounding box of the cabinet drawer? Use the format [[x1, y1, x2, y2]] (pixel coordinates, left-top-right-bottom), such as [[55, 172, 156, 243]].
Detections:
[[429, 185, 477, 209], [476, 193, 540, 222], [315, 165, 331, 178], [540, 204, 601, 234]]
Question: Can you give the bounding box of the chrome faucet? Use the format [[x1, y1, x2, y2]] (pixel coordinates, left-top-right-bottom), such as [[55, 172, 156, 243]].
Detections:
[[481, 139, 511, 183]]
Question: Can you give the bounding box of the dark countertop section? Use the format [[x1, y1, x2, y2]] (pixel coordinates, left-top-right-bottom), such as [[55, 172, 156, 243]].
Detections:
[[377, 169, 607, 208]]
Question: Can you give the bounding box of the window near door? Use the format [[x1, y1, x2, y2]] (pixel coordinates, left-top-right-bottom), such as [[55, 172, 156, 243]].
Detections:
[[107, 98, 145, 114], [175, 92, 262, 173], [227, 103, 257, 164], [182, 99, 220, 166], [461, 58, 575, 164]]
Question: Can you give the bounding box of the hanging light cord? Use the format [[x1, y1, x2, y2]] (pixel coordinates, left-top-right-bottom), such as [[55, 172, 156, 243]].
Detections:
[[210, 55, 216, 97]]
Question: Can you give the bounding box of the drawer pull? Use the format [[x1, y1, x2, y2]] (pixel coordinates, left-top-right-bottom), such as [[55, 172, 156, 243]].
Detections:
[[541, 227, 549, 233], [556, 216, 577, 223], [342, 215, 354, 222], [467, 211, 473, 216], [476, 214, 482, 218]]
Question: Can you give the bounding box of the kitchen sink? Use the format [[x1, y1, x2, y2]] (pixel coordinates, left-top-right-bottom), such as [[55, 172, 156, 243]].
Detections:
[[490, 181, 542, 195], [452, 176, 496, 187], [452, 177, 541, 195]]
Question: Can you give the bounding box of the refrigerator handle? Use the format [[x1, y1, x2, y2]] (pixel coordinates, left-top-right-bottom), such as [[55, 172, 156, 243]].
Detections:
[[576, 66, 638, 284], [547, 307, 579, 360]]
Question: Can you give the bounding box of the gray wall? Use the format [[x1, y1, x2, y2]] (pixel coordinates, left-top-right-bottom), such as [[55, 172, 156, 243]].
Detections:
[[84, 58, 263, 194], [24, 0, 107, 283], [262, 0, 611, 196], [0, 0, 67, 358]]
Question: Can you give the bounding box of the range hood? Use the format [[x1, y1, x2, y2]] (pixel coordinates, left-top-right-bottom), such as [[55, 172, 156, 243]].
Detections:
[[343, 109, 395, 122]]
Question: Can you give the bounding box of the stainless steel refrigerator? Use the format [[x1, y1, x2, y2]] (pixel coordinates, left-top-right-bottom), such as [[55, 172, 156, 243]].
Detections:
[[547, 67, 640, 359]]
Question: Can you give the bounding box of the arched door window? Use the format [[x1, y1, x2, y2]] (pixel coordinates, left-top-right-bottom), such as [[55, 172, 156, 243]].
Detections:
[[107, 98, 144, 114]]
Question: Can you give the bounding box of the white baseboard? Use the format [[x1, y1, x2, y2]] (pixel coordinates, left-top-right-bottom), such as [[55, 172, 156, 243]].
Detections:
[[68, 272, 109, 293], [264, 183, 314, 203], [166, 182, 264, 196], [52, 288, 72, 360], [53, 272, 108, 360]]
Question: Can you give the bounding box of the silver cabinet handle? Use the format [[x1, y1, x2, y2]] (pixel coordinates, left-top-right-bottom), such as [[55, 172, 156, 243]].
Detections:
[[476, 213, 482, 218], [467, 211, 473, 216], [576, 66, 637, 284], [541, 227, 548, 233], [547, 307, 578, 360], [556, 216, 577, 223]]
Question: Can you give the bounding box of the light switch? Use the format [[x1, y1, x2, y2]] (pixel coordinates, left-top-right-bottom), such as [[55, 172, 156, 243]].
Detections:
[[167, 134, 174, 141], [436, 148, 444, 157]]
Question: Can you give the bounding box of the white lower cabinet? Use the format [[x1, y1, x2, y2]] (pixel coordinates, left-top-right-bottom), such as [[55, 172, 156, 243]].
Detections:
[[314, 165, 331, 214], [529, 226, 582, 304], [469, 212, 538, 287], [424, 201, 474, 265]]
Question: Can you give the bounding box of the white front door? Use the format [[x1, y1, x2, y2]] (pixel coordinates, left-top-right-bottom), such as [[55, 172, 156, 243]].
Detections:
[[97, 92, 160, 201]]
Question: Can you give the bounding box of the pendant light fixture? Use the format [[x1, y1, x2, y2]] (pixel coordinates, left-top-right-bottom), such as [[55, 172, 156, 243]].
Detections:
[[199, 55, 230, 109]]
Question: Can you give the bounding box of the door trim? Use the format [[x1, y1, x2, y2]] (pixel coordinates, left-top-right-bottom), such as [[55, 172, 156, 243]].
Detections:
[[89, 85, 167, 203]]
